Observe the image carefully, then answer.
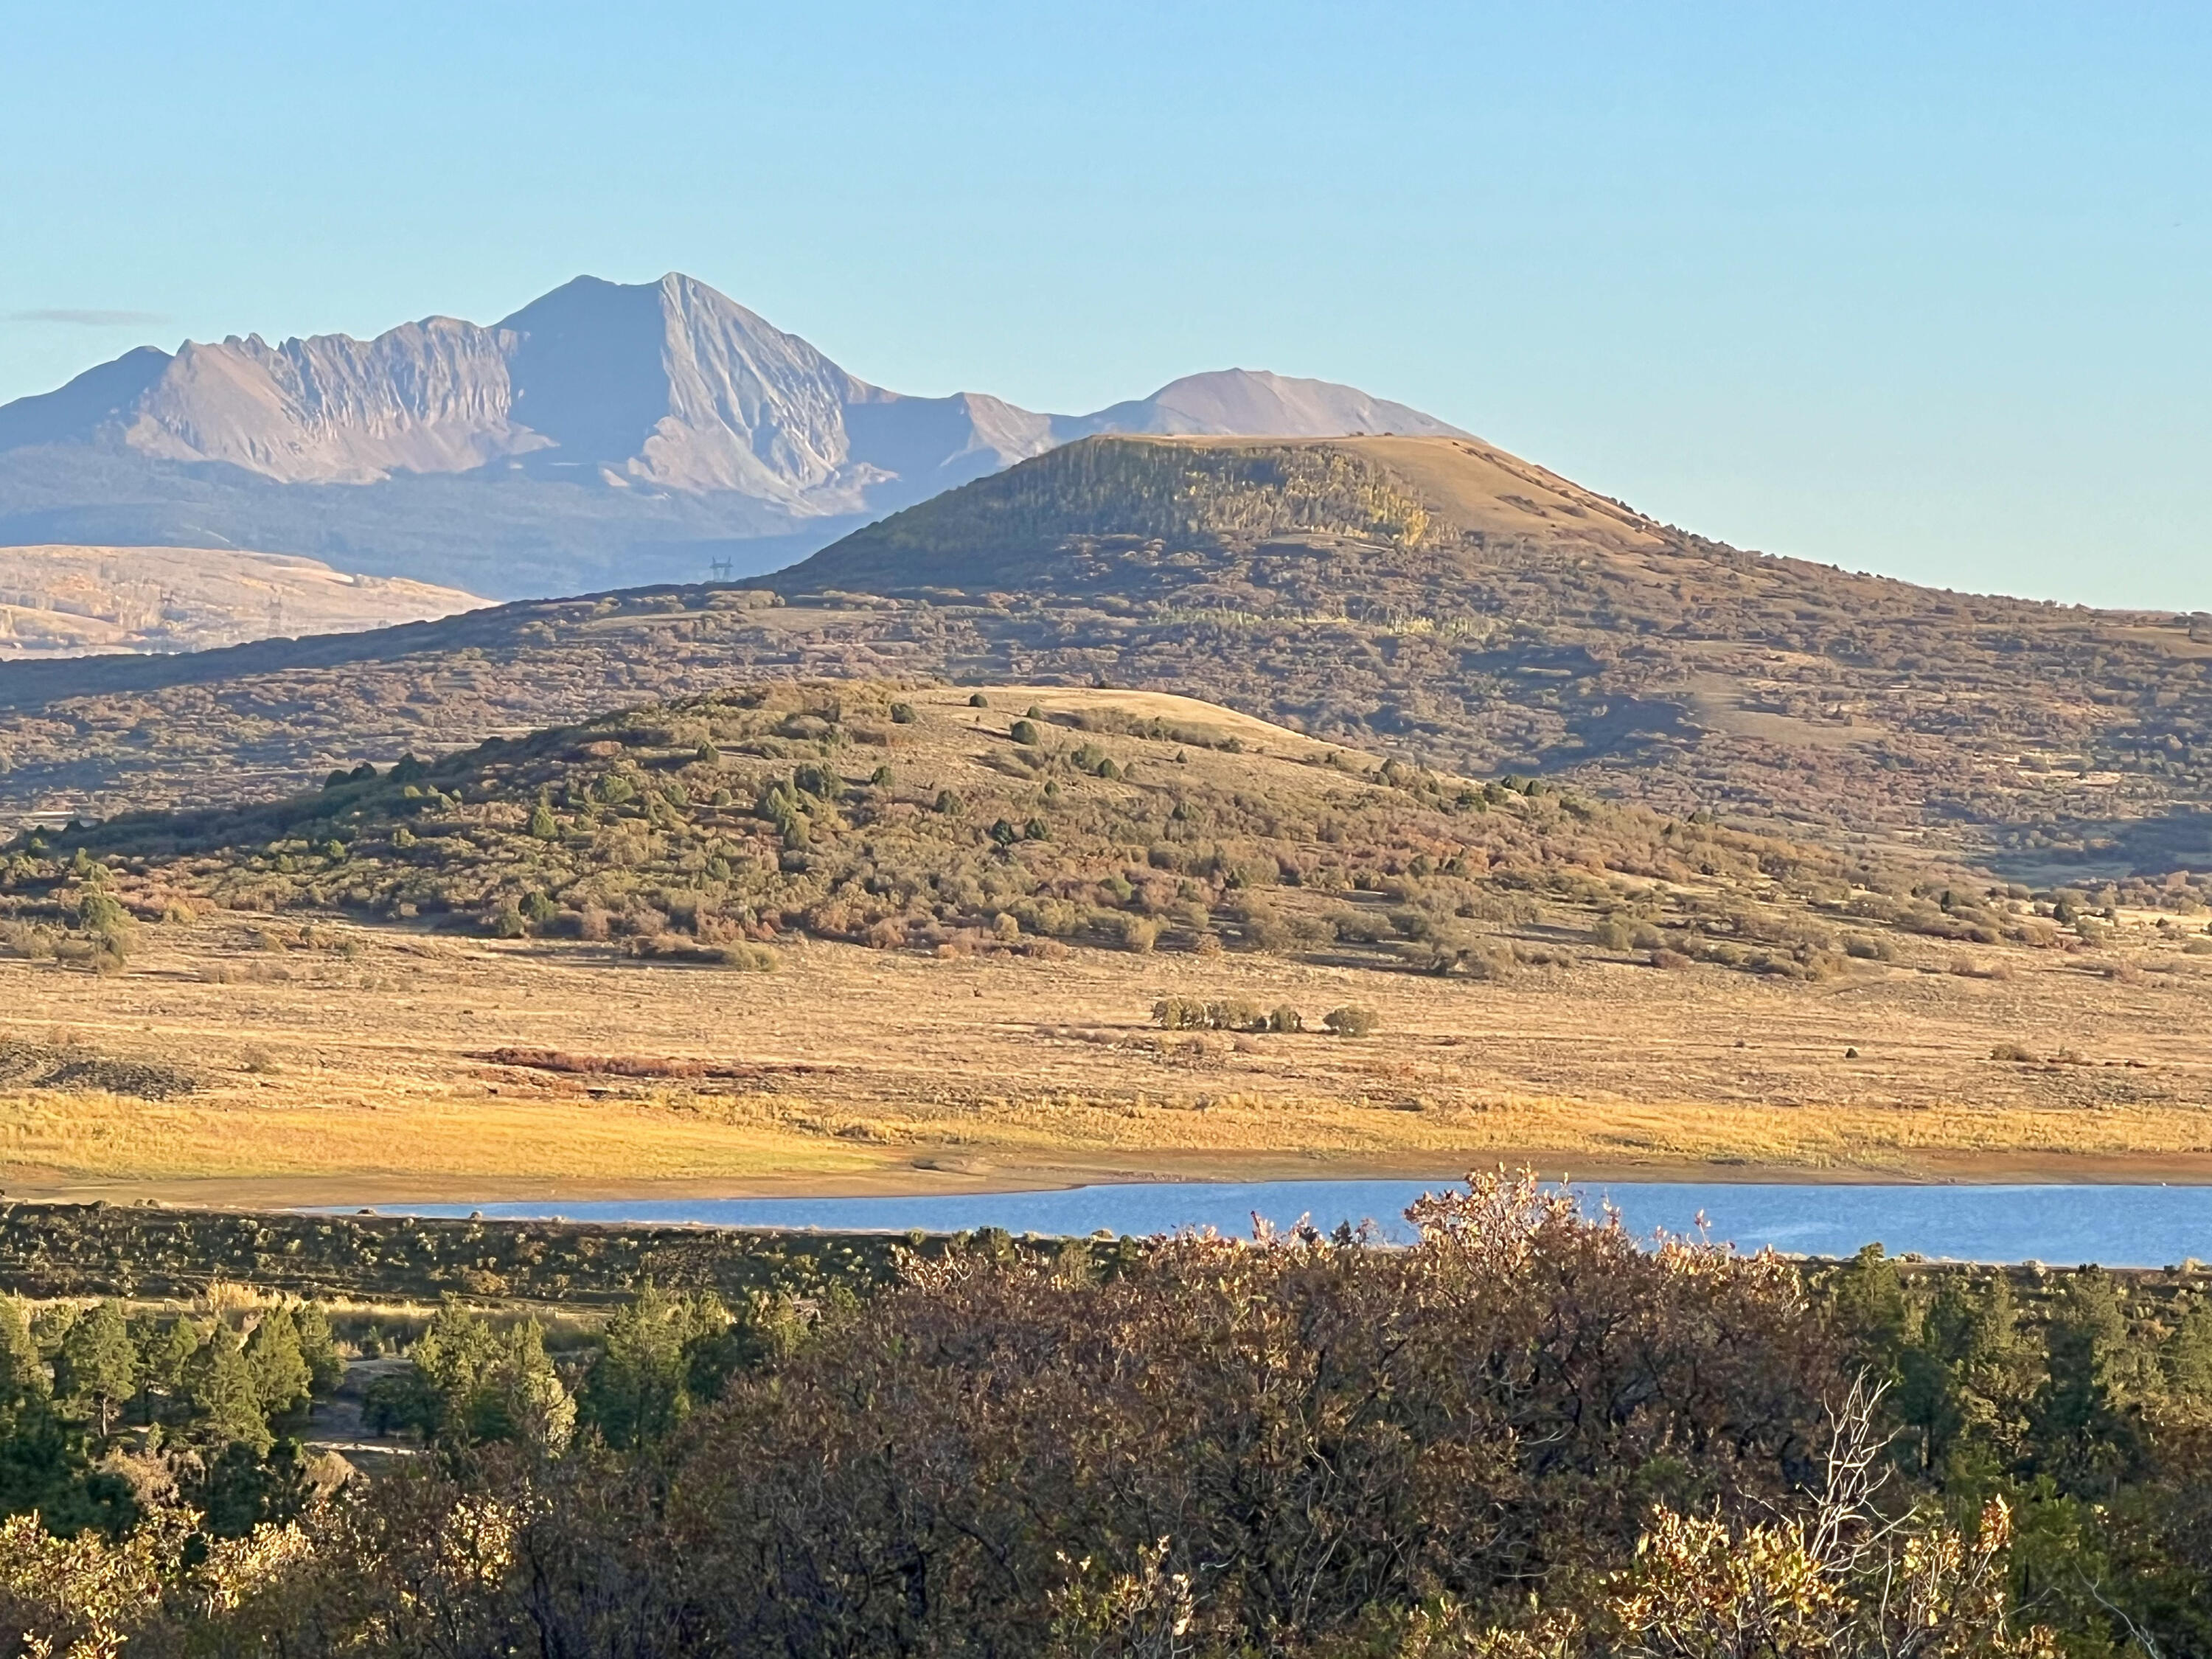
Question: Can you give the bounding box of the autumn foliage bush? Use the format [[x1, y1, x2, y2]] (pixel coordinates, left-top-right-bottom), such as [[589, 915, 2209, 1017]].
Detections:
[[0, 1178, 2156, 1657]]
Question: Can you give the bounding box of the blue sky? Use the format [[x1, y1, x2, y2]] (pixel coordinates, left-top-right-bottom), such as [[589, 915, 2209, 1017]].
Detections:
[[2, 2, 2206, 606]]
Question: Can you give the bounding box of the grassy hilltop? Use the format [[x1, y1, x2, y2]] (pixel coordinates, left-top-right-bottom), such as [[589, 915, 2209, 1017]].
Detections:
[[15, 679, 1941, 982]]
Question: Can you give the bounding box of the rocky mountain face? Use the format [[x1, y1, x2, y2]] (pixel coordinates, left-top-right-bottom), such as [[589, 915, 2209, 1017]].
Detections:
[[0, 275, 1463, 597]]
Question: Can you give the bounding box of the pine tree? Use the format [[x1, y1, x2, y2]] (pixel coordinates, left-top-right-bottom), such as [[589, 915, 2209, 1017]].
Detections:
[[580, 1284, 728, 1449], [244, 1307, 313, 1419], [185, 1324, 273, 1454], [411, 1299, 573, 1454], [0, 1298, 48, 1427], [294, 1301, 343, 1395], [134, 1316, 201, 1422], [58, 1300, 138, 1437]]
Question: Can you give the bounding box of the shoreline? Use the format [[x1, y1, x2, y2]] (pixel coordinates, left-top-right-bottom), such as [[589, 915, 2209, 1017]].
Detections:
[[18, 1144, 2212, 1212]]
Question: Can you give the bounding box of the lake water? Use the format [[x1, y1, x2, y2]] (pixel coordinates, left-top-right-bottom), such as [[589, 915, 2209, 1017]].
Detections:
[[348, 1180, 2212, 1267]]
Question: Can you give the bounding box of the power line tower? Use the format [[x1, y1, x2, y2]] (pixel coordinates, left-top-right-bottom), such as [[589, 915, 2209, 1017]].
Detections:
[[708, 558, 734, 585]]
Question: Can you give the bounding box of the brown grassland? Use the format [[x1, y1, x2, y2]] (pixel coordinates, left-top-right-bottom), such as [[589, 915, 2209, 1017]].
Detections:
[[1, 895, 2211, 1205], [3, 681, 2211, 1200]]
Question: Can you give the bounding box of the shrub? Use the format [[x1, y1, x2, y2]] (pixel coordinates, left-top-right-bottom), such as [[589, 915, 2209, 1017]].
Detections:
[[968, 692, 990, 708], [890, 702, 917, 723], [1331, 908, 1391, 945], [1116, 915, 1160, 953], [1323, 1004, 1377, 1038], [1153, 995, 1209, 1031], [1266, 1004, 1304, 1034], [1989, 1042, 2038, 1063], [713, 942, 779, 972], [1589, 915, 1637, 950], [1009, 720, 1041, 746]]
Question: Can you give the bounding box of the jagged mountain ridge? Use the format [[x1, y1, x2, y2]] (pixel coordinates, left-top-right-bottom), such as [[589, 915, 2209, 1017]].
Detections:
[[0, 275, 1464, 597]]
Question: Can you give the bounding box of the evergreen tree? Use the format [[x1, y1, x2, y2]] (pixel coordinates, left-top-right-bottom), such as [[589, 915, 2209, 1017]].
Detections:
[[133, 1316, 201, 1423], [0, 1301, 123, 1528], [580, 1286, 731, 1449], [185, 1324, 273, 1454], [244, 1306, 313, 1419], [57, 1299, 138, 1437], [1825, 1243, 1914, 1387], [2030, 1267, 2142, 1496], [411, 1298, 574, 1455], [2162, 1299, 2212, 1402], [0, 1298, 49, 1422], [294, 1301, 343, 1395]]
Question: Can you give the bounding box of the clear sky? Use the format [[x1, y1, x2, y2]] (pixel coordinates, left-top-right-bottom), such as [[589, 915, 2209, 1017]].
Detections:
[[2, 2, 2206, 607]]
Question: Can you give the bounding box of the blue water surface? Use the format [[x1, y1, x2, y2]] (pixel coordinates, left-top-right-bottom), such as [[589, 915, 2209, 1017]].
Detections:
[[343, 1180, 2212, 1266]]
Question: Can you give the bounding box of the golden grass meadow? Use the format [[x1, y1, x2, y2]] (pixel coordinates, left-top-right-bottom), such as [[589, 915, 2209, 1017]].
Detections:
[[4, 897, 2211, 1206]]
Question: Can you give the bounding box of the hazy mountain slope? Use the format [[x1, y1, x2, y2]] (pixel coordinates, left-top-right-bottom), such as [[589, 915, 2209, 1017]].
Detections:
[[0, 544, 484, 655], [0, 276, 1467, 597], [0, 437, 854, 600], [1062, 370, 1467, 441], [497, 274, 873, 501], [118, 318, 532, 484], [0, 347, 173, 452], [0, 435, 2208, 891]]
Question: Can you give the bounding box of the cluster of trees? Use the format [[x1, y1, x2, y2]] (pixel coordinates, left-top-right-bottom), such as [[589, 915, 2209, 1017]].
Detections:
[[11, 682, 1952, 987], [1151, 995, 1377, 1037], [0, 1295, 340, 1539], [4, 1179, 2211, 1652], [359, 1287, 776, 1458], [1817, 1244, 2212, 1642]]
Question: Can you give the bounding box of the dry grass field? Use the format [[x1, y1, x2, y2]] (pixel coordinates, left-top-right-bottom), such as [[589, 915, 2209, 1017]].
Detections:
[[0, 543, 484, 657], [2, 897, 2211, 1206]]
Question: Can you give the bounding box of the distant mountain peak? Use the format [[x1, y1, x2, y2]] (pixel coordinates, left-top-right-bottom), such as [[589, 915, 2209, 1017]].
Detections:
[[0, 274, 1469, 597], [1066, 367, 1469, 442]]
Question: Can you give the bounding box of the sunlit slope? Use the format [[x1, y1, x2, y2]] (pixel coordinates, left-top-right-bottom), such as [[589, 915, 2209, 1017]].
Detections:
[[0, 543, 485, 656]]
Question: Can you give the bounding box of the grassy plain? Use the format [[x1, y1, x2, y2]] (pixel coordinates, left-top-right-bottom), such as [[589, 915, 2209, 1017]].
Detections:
[[2, 900, 2211, 1206], [0, 543, 484, 657]]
